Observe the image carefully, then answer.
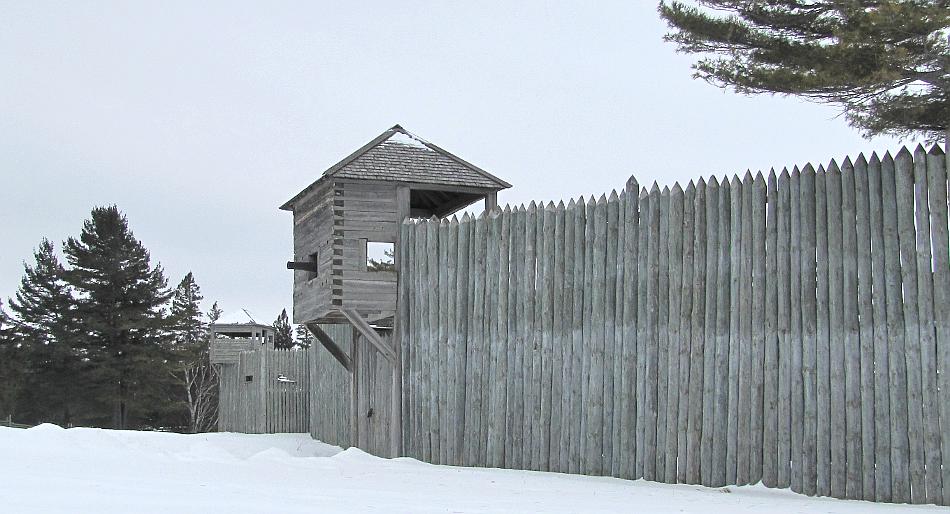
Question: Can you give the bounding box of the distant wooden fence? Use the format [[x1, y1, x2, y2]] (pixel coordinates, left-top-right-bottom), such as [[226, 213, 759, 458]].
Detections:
[[397, 145, 949, 505], [217, 348, 310, 434]]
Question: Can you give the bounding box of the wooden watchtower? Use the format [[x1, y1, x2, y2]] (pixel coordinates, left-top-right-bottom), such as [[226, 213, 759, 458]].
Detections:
[[281, 125, 510, 328]]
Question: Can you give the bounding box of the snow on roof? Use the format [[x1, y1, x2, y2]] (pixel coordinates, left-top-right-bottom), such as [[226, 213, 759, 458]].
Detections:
[[384, 130, 432, 150]]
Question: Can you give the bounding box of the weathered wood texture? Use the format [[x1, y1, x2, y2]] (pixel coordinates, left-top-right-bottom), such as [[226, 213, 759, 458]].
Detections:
[[217, 346, 310, 434], [394, 145, 948, 506]]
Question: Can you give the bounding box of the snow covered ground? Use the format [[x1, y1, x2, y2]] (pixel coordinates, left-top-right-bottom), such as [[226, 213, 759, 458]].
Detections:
[[0, 425, 942, 513]]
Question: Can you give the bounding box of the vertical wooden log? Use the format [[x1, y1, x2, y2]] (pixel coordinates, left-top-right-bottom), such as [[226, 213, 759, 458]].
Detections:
[[788, 168, 804, 494], [532, 203, 546, 470], [912, 146, 942, 504], [868, 153, 892, 502], [635, 188, 650, 480], [665, 184, 685, 483], [643, 186, 661, 481], [712, 178, 731, 487], [737, 172, 754, 486], [456, 215, 472, 463], [509, 207, 526, 469], [842, 158, 864, 499], [437, 219, 450, 464], [725, 176, 742, 486], [776, 169, 792, 489], [426, 217, 442, 463], [610, 192, 626, 477], [620, 179, 640, 480], [559, 200, 576, 473], [551, 202, 567, 472], [522, 202, 537, 469], [540, 203, 557, 471], [397, 220, 412, 455], [586, 195, 608, 475], [656, 186, 671, 480], [827, 161, 847, 497], [925, 147, 950, 506], [814, 166, 832, 497], [882, 152, 910, 503], [604, 193, 620, 475], [686, 178, 707, 485], [800, 165, 818, 496], [896, 148, 926, 504], [571, 198, 588, 474], [749, 173, 767, 484], [762, 170, 779, 488], [486, 210, 503, 467], [853, 155, 876, 500], [677, 182, 695, 484], [701, 177, 719, 487]]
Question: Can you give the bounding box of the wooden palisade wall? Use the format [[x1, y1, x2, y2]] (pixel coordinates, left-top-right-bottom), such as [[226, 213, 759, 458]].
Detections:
[[397, 146, 949, 505]]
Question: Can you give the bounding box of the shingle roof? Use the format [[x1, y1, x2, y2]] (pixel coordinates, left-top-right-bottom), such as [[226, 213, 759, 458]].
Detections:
[[280, 125, 510, 211]]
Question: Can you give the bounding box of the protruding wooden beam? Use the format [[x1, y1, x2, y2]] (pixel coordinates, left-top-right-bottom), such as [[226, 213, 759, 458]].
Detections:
[[340, 308, 397, 363], [287, 261, 317, 272], [306, 323, 352, 372]]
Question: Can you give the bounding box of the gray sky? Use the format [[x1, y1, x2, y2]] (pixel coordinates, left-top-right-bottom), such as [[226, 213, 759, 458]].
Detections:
[[1, 1, 904, 322]]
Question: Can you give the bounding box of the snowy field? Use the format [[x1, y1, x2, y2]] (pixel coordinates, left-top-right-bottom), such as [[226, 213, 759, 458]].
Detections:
[[0, 425, 943, 513]]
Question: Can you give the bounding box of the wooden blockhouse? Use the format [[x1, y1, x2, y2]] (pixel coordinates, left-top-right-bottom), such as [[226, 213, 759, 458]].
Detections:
[[280, 125, 509, 455], [281, 125, 510, 327]]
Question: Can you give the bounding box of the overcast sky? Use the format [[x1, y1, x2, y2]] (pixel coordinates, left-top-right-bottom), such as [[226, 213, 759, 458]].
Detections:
[[1, 1, 906, 323]]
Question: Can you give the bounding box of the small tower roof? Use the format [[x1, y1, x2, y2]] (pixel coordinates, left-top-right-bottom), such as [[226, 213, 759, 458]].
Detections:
[[281, 125, 511, 211]]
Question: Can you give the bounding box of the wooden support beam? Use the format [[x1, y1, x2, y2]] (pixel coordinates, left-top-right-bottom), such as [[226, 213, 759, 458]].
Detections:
[[306, 323, 352, 372], [340, 308, 397, 363]]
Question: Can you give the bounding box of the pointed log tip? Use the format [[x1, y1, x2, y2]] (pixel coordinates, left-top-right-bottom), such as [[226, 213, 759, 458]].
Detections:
[[854, 152, 868, 166], [429, 215, 440, 222], [817, 163, 826, 173], [896, 146, 912, 158], [827, 159, 840, 173], [626, 176, 639, 189], [650, 182, 660, 193], [743, 170, 754, 181], [588, 196, 598, 206], [608, 190, 619, 201], [440, 217, 449, 226], [915, 143, 927, 154], [802, 163, 815, 174], [661, 185, 671, 195], [708, 175, 720, 186], [869, 151, 881, 164], [928, 144, 945, 156], [504, 204, 512, 213], [567, 198, 576, 208], [596, 193, 608, 204], [557, 199, 566, 209], [754, 170, 765, 182], [841, 156, 853, 168], [696, 176, 706, 186], [545, 200, 557, 210], [528, 201, 537, 211], [672, 182, 684, 194], [450, 215, 459, 224], [730, 175, 741, 186]]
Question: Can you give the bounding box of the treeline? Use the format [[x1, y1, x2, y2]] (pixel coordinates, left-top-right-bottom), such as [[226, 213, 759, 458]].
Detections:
[[1, 206, 216, 431]]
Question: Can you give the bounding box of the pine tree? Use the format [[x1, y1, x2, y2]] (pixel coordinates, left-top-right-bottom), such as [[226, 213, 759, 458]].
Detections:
[[658, 1, 949, 142], [208, 301, 223, 325], [167, 273, 217, 432], [63, 206, 172, 429], [0, 300, 28, 422], [273, 309, 293, 349], [4, 240, 80, 426], [294, 324, 314, 348]]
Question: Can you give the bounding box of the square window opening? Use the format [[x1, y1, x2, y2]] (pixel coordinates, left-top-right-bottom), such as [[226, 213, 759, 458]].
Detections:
[[366, 241, 395, 272]]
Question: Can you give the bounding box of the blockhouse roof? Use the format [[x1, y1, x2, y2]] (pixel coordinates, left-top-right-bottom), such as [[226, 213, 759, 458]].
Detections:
[[280, 125, 510, 211]]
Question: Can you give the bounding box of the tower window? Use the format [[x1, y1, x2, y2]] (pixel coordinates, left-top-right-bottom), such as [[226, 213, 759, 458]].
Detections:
[[366, 241, 395, 272]]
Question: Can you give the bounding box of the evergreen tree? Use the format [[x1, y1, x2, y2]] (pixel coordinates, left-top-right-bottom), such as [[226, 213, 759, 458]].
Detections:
[[294, 324, 313, 349], [63, 206, 172, 429], [0, 300, 28, 422], [4, 240, 80, 426], [658, 1, 949, 142], [273, 309, 293, 349], [208, 301, 223, 325], [167, 273, 217, 432]]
